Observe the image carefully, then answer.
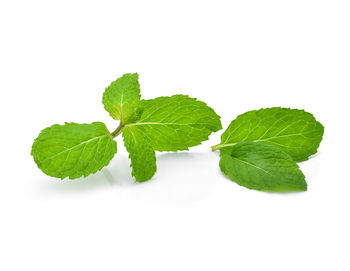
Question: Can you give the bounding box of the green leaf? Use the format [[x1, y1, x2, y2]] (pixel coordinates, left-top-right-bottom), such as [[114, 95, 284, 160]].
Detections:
[[219, 142, 307, 191], [214, 107, 324, 162], [102, 73, 141, 124], [122, 127, 157, 182], [31, 122, 117, 179], [124, 95, 222, 151]]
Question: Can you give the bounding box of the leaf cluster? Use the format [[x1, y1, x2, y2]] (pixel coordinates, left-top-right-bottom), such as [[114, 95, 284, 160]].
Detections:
[[31, 73, 324, 191], [213, 108, 324, 191], [31, 73, 221, 182]]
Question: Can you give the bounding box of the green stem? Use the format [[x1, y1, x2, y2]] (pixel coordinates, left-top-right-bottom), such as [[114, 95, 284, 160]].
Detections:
[[111, 124, 123, 138], [211, 143, 238, 151], [211, 144, 221, 151]]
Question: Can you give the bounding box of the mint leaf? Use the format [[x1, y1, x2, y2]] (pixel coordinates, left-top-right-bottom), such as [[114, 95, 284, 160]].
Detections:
[[122, 127, 156, 182], [219, 142, 307, 191], [31, 122, 117, 179], [102, 73, 141, 124], [214, 107, 324, 162], [124, 95, 222, 151]]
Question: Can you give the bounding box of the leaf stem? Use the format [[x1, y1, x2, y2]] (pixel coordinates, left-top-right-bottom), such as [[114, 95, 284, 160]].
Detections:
[[211, 144, 221, 151], [211, 142, 238, 151], [111, 124, 123, 138]]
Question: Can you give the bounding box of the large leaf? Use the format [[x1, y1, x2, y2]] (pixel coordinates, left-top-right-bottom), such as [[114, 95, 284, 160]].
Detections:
[[219, 142, 307, 191], [214, 107, 324, 162], [124, 95, 222, 151], [31, 122, 117, 179]]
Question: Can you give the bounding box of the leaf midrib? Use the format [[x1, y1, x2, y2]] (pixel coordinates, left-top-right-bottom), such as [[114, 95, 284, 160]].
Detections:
[[125, 122, 208, 127], [231, 156, 271, 176], [40, 134, 110, 163], [217, 131, 315, 150]]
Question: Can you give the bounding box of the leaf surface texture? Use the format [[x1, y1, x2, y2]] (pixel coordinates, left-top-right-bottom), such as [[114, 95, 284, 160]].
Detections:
[[218, 107, 324, 161], [219, 142, 307, 191], [31, 122, 116, 179], [125, 95, 222, 151], [122, 127, 157, 182], [102, 73, 141, 124]]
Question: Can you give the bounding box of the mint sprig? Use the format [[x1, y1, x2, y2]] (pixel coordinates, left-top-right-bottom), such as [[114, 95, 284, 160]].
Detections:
[[31, 73, 221, 181], [31, 73, 324, 192], [212, 107, 324, 191]]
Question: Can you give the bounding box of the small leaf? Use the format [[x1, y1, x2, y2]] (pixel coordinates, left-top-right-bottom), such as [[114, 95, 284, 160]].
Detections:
[[216, 107, 324, 162], [124, 95, 222, 151], [31, 122, 117, 179], [219, 142, 307, 191], [102, 73, 141, 124], [122, 126, 157, 182]]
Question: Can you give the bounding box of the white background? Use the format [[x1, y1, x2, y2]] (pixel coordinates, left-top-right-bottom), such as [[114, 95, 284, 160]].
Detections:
[[1, 1, 349, 270]]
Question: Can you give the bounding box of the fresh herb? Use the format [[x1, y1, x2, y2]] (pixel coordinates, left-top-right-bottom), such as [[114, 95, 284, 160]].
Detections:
[[31, 73, 221, 182], [32, 74, 324, 192], [212, 108, 324, 191]]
